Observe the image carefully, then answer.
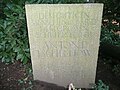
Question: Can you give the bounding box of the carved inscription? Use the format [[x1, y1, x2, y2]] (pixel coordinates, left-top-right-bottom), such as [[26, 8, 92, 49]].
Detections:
[[38, 41, 91, 57], [33, 10, 97, 57]]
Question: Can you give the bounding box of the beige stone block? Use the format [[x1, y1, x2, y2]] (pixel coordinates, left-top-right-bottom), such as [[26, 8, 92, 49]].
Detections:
[[25, 4, 103, 88]]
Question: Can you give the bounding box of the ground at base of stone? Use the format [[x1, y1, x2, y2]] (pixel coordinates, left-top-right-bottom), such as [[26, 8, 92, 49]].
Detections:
[[0, 56, 120, 90]]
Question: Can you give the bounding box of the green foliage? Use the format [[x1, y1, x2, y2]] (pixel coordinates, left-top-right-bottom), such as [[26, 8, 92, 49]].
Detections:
[[18, 78, 33, 90], [96, 0, 120, 46], [97, 0, 120, 80], [18, 64, 33, 90], [112, 64, 120, 77], [100, 25, 120, 46], [25, 0, 85, 4], [94, 80, 109, 90], [0, 2, 30, 64]]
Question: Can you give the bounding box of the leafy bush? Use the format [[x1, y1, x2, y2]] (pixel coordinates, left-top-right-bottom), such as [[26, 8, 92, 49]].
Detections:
[[96, 0, 120, 46], [94, 80, 109, 90], [113, 64, 120, 77], [0, 1, 30, 64], [100, 22, 120, 46]]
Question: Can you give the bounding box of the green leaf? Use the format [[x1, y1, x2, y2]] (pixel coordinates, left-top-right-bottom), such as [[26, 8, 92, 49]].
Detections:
[[11, 40, 16, 47], [2, 57, 5, 62], [14, 47, 21, 52], [25, 52, 30, 59], [29, 81, 32, 85], [16, 54, 23, 60], [24, 48, 30, 52], [5, 23, 14, 33], [18, 79, 24, 84], [22, 56, 28, 64]]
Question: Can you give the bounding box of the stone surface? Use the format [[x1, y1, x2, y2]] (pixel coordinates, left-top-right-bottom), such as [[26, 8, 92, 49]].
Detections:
[[25, 4, 103, 88]]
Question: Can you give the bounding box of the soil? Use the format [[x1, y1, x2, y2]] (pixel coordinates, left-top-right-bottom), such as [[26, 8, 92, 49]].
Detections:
[[0, 56, 120, 90]]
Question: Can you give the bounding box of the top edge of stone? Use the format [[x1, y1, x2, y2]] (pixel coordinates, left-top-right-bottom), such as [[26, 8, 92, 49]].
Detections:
[[25, 3, 103, 6]]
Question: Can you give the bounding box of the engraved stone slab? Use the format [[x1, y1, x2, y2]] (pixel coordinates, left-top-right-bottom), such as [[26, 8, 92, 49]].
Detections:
[[25, 4, 103, 88]]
